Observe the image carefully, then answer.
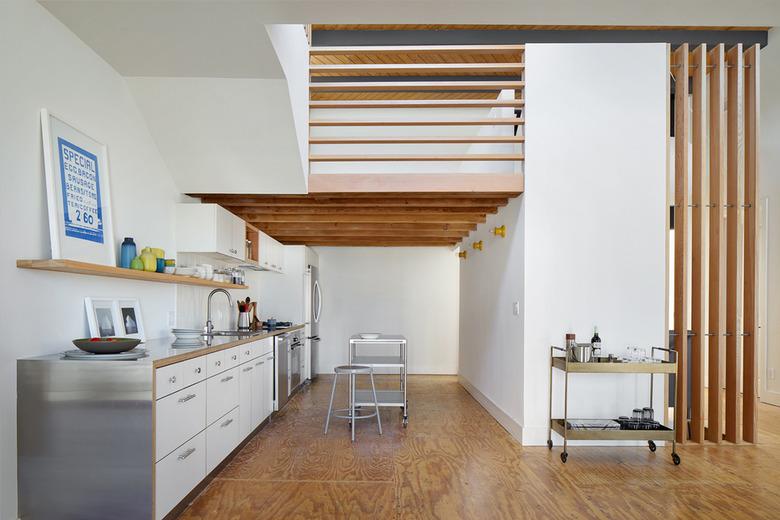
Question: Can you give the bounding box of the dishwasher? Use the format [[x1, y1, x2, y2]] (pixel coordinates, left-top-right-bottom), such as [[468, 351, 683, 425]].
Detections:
[[288, 332, 303, 393], [275, 330, 303, 411]]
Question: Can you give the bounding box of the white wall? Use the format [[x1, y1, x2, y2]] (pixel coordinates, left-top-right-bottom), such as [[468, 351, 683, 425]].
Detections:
[[521, 43, 668, 445], [760, 30, 780, 403], [0, 1, 182, 518], [315, 247, 459, 375], [458, 197, 525, 439]]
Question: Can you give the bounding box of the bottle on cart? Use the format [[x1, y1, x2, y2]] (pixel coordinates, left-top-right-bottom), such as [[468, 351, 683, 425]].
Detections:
[[591, 326, 602, 358]]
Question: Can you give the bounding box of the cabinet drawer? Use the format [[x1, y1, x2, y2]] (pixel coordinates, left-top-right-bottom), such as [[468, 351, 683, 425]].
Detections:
[[155, 431, 206, 520], [257, 337, 274, 357], [224, 346, 241, 370], [155, 357, 207, 399], [206, 367, 239, 425], [155, 381, 206, 462], [240, 342, 257, 363], [205, 350, 227, 378], [206, 407, 240, 473]]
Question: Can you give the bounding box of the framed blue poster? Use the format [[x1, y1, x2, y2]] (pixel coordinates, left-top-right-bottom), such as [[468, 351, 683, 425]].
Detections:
[[41, 110, 116, 265]]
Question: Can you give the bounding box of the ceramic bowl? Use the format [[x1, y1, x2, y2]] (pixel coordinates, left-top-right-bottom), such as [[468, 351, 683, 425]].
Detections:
[[359, 333, 381, 339], [73, 337, 141, 354], [175, 267, 196, 276]]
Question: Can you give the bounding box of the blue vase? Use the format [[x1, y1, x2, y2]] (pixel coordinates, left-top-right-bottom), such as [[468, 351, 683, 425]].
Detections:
[[120, 237, 137, 269]]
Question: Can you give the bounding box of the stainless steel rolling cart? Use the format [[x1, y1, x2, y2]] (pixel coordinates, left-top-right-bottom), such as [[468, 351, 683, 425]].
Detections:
[[349, 334, 408, 427], [548, 346, 680, 465]]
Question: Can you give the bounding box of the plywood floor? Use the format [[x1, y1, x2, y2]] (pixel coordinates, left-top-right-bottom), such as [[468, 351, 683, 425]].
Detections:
[[179, 375, 780, 519]]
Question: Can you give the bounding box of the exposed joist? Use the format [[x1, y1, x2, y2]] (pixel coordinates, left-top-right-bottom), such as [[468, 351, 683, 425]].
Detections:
[[672, 43, 689, 444], [690, 44, 707, 444], [207, 197, 509, 208], [278, 239, 459, 247], [197, 192, 518, 199], [268, 229, 469, 238], [309, 136, 524, 144], [310, 63, 524, 75], [725, 44, 744, 444], [239, 213, 486, 223], [308, 174, 523, 193], [743, 44, 760, 444], [309, 99, 525, 109], [310, 118, 523, 126], [310, 81, 524, 92], [309, 154, 523, 162], [253, 222, 477, 232], [309, 44, 525, 55], [237, 206, 498, 215], [706, 43, 726, 445]]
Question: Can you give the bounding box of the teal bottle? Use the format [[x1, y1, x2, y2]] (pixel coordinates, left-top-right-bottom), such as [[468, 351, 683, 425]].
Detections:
[[120, 237, 136, 268]]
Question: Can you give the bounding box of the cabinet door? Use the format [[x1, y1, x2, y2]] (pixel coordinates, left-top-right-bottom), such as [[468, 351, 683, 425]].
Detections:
[[264, 352, 275, 419], [215, 206, 234, 258], [155, 381, 207, 462], [259, 233, 271, 270], [238, 363, 253, 439], [250, 357, 265, 429], [155, 431, 206, 520], [231, 215, 246, 262], [206, 407, 240, 473]]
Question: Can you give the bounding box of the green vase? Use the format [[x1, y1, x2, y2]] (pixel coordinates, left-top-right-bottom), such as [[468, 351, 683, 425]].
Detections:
[[130, 256, 144, 270]]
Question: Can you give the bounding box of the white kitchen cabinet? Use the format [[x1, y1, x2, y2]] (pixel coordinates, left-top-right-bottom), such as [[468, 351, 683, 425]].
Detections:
[[176, 203, 246, 262], [250, 356, 266, 429], [257, 231, 285, 273], [206, 367, 239, 425], [238, 361, 253, 438], [155, 357, 206, 399], [155, 431, 206, 520], [155, 381, 207, 462], [264, 352, 275, 420], [206, 407, 240, 473]]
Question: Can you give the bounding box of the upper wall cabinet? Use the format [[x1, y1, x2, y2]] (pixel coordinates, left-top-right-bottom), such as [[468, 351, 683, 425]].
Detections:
[[258, 231, 285, 274], [176, 204, 246, 262]]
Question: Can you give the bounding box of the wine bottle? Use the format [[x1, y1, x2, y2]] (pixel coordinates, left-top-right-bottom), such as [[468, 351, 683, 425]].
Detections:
[[591, 326, 602, 357]]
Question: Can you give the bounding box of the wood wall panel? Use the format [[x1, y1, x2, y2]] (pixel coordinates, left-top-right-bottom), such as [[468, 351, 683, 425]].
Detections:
[[743, 44, 760, 443], [672, 44, 690, 444], [725, 44, 744, 444], [706, 44, 727, 444], [689, 44, 707, 444]]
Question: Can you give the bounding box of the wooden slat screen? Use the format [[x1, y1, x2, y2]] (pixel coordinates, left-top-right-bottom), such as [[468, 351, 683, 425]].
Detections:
[[670, 43, 760, 444]]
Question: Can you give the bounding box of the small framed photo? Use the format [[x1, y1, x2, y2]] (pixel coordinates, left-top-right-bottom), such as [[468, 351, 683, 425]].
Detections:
[[117, 298, 145, 341], [84, 298, 121, 338]]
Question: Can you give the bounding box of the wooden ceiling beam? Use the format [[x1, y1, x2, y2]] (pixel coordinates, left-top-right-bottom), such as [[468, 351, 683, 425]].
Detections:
[[254, 222, 477, 232], [310, 80, 524, 92], [278, 239, 459, 247], [310, 118, 523, 126], [236, 206, 497, 215], [204, 197, 509, 208], [271, 229, 468, 238], [310, 63, 523, 75], [309, 154, 522, 162], [308, 174, 523, 193], [309, 99, 525, 109], [309, 44, 525, 55], [309, 136, 523, 144], [194, 191, 519, 199], [240, 213, 486, 223]]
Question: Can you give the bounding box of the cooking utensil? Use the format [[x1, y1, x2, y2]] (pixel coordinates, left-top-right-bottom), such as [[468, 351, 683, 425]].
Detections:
[[72, 337, 141, 354], [238, 312, 251, 330]]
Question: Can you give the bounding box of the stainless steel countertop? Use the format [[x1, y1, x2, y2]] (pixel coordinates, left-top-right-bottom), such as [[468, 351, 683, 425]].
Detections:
[[19, 324, 305, 368]]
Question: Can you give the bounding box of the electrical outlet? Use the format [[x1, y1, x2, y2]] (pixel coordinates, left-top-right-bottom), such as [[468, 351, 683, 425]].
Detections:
[[167, 311, 176, 328], [513, 301, 520, 316]]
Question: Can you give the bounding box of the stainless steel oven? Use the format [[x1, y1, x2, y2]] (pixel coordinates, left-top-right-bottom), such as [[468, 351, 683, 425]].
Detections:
[[288, 331, 303, 393]]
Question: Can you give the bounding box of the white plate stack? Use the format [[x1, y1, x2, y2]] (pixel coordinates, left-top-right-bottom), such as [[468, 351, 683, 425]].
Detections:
[[171, 328, 204, 348]]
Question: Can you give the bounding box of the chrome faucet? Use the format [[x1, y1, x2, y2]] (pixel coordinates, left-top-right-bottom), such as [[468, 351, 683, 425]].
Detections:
[[205, 288, 231, 335]]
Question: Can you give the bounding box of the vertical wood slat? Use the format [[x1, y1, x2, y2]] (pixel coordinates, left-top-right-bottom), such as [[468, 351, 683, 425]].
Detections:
[[689, 44, 707, 443], [706, 44, 727, 444], [743, 44, 760, 443], [672, 44, 690, 443], [725, 44, 744, 444]]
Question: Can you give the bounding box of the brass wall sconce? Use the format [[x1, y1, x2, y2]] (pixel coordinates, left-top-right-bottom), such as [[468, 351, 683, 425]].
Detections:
[[472, 240, 483, 251], [492, 225, 506, 238], [458, 250, 468, 259]]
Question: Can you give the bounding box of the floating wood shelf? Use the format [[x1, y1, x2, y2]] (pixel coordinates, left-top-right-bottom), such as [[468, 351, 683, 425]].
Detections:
[[16, 259, 249, 289]]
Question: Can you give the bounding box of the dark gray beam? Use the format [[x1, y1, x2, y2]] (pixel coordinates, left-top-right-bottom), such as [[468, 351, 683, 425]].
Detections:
[[312, 29, 768, 48]]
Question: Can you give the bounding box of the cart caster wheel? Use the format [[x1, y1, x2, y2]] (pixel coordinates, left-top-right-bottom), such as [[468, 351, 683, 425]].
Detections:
[[547, 439, 553, 450], [648, 440, 656, 452], [672, 453, 681, 465], [560, 452, 568, 463]]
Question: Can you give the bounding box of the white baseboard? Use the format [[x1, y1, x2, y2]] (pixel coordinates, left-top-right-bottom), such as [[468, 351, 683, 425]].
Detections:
[[458, 375, 523, 443]]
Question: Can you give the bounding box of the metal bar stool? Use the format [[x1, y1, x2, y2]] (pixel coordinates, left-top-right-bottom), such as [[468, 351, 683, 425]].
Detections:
[[324, 365, 382, 442]]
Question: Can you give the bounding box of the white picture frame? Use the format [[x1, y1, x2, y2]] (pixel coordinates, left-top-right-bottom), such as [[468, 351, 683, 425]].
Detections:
[[84, 298, 122, 338], [117, 298, 145, 341], [41, 109, 116, 266]]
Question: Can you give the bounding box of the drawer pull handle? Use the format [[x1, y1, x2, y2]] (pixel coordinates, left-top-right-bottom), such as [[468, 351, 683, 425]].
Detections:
[[195, 367, 202, 374], [255, 361, 264, 366], [169, 376, 177, 384], [232, 354, 238, 360], [178, 447, 196, 460], [245, 350, 250, 355], [215, 361, 221, 367], [243, 366, 253, 372], [178, 393, 197, 403], [221, 418, 234, 428], [221, 375, 234, 383]]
